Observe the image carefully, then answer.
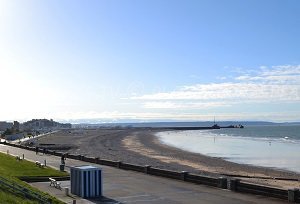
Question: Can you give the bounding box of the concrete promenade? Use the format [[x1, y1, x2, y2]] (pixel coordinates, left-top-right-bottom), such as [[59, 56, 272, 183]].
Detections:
[[0, 144, 286, 204]]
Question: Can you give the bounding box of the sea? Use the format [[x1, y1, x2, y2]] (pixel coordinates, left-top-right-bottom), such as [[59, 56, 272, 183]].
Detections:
[[156, 125, 300, 173]]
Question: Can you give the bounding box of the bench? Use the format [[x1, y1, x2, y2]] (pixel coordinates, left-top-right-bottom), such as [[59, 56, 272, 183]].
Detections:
[[49, 178, 61, 189], [35, 161, 45, 168], [15, 156, 23, 161]]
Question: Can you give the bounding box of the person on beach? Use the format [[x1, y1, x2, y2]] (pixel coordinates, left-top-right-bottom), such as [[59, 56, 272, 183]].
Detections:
[[35, 147, 38, 155]]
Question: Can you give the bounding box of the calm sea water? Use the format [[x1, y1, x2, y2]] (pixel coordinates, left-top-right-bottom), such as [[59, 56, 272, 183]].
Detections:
[[156, 125, 300, 173]]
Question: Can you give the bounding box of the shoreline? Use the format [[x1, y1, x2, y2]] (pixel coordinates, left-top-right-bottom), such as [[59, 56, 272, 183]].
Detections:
[[156, 129, 300, 174], [27, 128, 300, 189]]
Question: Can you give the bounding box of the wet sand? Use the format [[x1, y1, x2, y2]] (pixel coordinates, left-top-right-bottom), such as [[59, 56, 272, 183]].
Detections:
[[27, 128, 300, 189]]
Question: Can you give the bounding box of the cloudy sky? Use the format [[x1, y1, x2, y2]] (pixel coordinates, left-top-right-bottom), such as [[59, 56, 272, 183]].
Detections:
[[0, 0, 300, 122]]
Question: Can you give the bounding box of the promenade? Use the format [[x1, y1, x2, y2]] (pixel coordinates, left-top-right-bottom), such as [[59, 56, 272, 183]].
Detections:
[[0, 144, 286, 204]]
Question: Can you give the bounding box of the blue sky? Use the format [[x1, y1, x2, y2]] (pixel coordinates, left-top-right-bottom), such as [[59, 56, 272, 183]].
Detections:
[[0, 0, 300, 122]]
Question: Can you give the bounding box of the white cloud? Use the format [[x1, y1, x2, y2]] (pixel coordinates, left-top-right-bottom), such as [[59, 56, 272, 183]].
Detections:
[[130, 65, 300, 110], [143, 101, 231, 109], [236, 65, 300, 84], [132, 83, 300, 102], [143, 102, 182, 109]]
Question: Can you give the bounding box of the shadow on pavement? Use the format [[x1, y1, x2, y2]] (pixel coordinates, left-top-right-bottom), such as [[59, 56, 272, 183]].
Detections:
[[87, 196, 122, 204]]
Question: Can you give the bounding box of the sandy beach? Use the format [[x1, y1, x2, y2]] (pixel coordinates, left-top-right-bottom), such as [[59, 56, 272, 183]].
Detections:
[[27, 128, 300, 189]]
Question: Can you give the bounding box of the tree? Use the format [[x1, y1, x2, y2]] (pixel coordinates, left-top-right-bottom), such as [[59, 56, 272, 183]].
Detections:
[[2, 128, 12, 136]]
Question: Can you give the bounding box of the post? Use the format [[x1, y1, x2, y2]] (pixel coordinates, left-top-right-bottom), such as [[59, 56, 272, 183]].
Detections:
[[227, 178, 240, 191], [65, 187, 69, 196], [218, 177, 227, 189], [144, 165, 151, 174], [181, 171, 188, 181], [288, 188, 299, 202], [60, 164, 65, 171], [22, 154, 24, 160], [44, 159, 47, 167], [7, 150, 9, 154]]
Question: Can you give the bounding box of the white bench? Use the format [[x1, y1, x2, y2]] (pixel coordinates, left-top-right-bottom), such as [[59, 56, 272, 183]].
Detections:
[[15, 155, 23, 161], [49, 178, 61, 189], [35, 161, 45, 168]]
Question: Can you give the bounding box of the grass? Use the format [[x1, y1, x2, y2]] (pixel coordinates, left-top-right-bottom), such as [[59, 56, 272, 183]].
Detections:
[[0, 153, 68, 177], [0, 152, 68, 204], [0, 189, 39, 204]]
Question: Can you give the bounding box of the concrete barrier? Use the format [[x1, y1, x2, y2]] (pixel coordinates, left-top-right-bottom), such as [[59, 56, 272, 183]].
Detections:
[[235, 181, 288, 200], [148, 167, 182, 180], [66, 154, 78, 160], [53, 151, 63, 157], [185, 173, 219, 187], [47, 150, 54, 155], [119, 162, 145, 173], [98, 159, 119, 167], [82, 156, 95, 163]]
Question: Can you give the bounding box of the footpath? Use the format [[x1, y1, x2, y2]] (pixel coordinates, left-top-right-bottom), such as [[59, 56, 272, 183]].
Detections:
[[0, 144, 286, 204]]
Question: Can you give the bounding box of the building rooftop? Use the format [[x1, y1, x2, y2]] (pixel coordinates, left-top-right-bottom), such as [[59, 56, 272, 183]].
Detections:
[[72, 165, 101, 170]]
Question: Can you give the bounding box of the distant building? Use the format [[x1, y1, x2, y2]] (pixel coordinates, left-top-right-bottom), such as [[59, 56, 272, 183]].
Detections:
[[13, 121, 20, 132], [22, 119, 72, 131], [0, 121, 13, 131]]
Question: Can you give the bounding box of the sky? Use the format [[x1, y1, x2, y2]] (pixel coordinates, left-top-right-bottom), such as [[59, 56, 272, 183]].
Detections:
[[0, 0, 300, 123]]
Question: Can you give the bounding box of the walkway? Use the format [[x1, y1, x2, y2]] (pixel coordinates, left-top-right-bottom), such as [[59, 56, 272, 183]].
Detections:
[[0, 144, 286, 204]]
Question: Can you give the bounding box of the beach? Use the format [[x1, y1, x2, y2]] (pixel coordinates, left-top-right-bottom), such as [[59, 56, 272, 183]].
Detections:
[[28, 128, 300, 189]]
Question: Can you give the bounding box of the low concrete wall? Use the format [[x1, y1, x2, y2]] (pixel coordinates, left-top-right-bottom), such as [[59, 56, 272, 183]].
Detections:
[[236, 181, 287, 200], [227, 178, 300, 202], [66, 154, 78, 160], [83, 156, 96, 163], [147, 167, 182, 180], [185, 173, 219, 187], [119, 162, 145, 173], [97, 159, 119, 167]]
